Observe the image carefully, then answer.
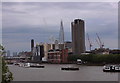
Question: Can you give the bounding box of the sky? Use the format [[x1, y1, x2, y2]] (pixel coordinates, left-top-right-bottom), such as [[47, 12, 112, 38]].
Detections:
[[2, 2, 118, 54]]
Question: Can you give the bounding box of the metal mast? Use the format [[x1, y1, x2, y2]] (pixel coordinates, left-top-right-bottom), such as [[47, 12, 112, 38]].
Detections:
[[59, 20, 64, 44]]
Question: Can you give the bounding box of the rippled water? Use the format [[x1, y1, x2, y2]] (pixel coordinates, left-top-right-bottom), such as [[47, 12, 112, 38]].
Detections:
[[8, 64, 118, 81]]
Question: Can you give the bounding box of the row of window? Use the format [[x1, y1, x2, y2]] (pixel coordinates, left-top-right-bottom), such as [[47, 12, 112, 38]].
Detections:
[[48, 55, 61, 59]]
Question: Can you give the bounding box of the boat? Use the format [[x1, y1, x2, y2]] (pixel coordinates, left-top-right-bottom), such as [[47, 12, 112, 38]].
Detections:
[[19, 63, 24, 67], [103, 65, 120, 72], [77, 59, 82, 65], [30, 65, 44, 68], [61, 67, 79, 70], [13, 62, 19, 65], [24, 63, 31, 68], [19, 63, 45, 68], [30, 63, 45, 68], [61, 66, 79, 71]]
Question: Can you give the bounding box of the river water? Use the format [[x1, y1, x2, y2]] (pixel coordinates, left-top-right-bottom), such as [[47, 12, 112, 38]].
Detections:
[[8, 64, 118, 81]]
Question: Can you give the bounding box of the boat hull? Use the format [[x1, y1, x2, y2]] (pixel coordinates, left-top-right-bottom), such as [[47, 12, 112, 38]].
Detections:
[[30, 65, 44, 68], [103, 65, 120, 72], [103, 69, 120, 72], [61, 67, 79, 70]]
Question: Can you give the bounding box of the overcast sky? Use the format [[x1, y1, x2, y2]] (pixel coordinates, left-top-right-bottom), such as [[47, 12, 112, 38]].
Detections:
[[2, 2, 118, 54]]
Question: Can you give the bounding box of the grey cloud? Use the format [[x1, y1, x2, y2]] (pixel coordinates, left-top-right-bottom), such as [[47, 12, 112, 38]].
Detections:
[[2, 2, 117, 28], [2, 2, 118, 52]]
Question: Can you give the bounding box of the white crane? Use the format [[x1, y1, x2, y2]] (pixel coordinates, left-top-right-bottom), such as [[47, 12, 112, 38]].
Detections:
[[87, 33, 92, 51], [96, 33, 104, 49], [49, 35, 55, 44]]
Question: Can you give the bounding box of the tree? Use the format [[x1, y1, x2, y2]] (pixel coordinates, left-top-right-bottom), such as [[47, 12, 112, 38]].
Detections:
[[2, 58, 13, 83], [0, 44, 13, 83], [0, 44, 4, 55], [67, 54, 120, 64]]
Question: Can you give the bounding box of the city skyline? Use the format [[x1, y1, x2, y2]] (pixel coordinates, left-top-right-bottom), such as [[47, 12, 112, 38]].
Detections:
[[2, 2, 118, 54]]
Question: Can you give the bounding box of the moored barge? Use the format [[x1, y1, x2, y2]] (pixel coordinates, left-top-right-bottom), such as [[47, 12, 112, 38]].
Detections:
[[103, 65, 120, 72], [61, 66, 79, 71]]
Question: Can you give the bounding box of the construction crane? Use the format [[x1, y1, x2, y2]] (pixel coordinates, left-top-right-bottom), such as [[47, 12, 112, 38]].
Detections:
[[96, 33, 104, 48], [49, 35, 55, 44], [95, 38, 100, 48], [87, 33, 92, 51]]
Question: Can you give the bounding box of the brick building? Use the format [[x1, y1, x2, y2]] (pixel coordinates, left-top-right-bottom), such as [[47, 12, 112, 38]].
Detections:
[[48, 48, 68, 63]]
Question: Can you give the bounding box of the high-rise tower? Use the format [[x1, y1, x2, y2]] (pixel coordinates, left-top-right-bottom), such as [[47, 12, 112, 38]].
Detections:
[[31, 39, 34, 52], [71, 19, 85, 55], [59, 20, 64, 44], [59, 20, 65, 50]]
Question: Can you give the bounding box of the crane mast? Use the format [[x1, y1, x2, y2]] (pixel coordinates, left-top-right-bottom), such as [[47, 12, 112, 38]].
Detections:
[[87, 33, 92, 51], [96, 33, 104, 48]]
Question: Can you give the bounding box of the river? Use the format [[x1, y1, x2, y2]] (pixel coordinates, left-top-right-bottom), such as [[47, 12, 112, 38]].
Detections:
[[8, 64, 118, 81]]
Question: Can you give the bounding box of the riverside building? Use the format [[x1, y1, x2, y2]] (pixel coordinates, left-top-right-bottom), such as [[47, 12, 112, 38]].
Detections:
[[71, 19, 85, 55]]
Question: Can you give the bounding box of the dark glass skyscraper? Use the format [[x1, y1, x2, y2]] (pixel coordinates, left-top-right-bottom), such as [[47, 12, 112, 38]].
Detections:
[[31, 39, 34, 52], [71, 19, 85, 55]]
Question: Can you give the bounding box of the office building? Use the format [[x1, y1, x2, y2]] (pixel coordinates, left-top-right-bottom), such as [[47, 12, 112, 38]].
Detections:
[[65, 41, 72, 53], [48, 49, 61, 63], [61, 48, 68, 63], [31, 39, 34, 52], [13, 52, 17, 56], [6, 50, 10, 56], [71, 19, 85, 55], [32, 44, 44, 62], [48, 48, 68, 63], [59, 20, 64, 44]]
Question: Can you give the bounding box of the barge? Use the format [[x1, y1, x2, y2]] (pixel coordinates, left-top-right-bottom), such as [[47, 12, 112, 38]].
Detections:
[[103, 65, 120, 72], [61, 66, 79, 71], [19, 63, 45, 68], [30, 63, 44, 68]]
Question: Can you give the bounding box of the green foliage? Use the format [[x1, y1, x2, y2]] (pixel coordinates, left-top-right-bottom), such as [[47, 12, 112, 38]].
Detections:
[[0, 44, 4, 55], [2, 57, 13, 83], [68, 54, 120, 64], [0, 44, 13, 82], [67, 55, 78, 61]]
